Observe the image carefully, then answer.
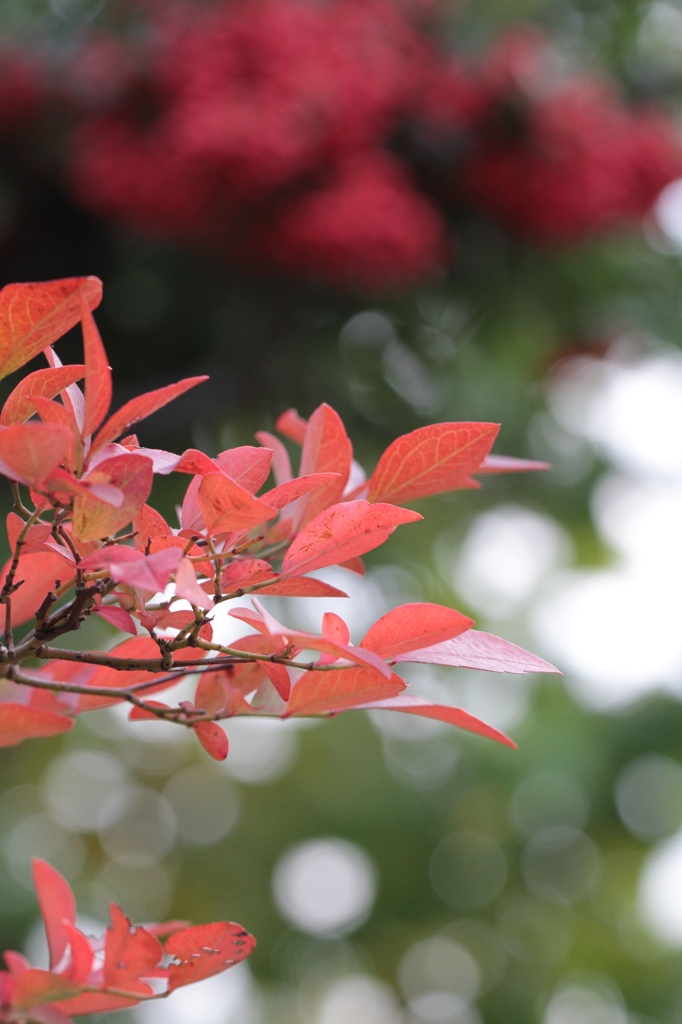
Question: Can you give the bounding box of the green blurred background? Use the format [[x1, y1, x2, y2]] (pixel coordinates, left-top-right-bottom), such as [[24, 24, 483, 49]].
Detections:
[[2, 1, 682, 1022]]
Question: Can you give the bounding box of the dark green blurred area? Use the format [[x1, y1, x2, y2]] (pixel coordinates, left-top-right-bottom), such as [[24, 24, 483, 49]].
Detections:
[[1, 1, 682, 1023]]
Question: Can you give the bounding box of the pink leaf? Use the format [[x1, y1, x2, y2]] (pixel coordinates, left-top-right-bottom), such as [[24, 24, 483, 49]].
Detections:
[[395, 630, 561, 674], [361, 603, 473, 659], [281, 500, 421, 576], [175, 557, 214, 609], [0, 365, 86, 426], [94, 605, 138, 635], [32, 860, 76, 970], [367, 422, 500, 504], [80, 292, 111, 438], [255, 430, 292, 484]]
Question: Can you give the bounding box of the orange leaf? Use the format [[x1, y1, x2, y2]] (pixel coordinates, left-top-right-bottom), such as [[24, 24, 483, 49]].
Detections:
[[0, 422, 71, 487], [286, 666, 406, 716], [92, 376, 208, 453], [80, 293, 111, 438], [198, 473, 277, 534], [0, 704, 73, 747], [367, 422, 500, 504], [0, 551, 71, 629], [193, 721, 229, 760], [361, 603, 473, 659], [32, 860, 76, 970], [297, 404, 352, 523], [0, 276, 102, 380], [281, 500, 421, 576], [72, 453, 153, 542], [0, 365, 86, 425]]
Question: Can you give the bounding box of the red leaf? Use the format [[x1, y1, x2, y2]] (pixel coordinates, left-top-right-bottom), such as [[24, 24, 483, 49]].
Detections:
[[367, 422, 500, 504], [215, 446, 272, 493], [275, 407, 307, 443], [281, 500, 421, 576], [257, 660, 291, 701], [92, 376, 208, 453], [361, 603, 473, 659], [286, 666, 406, 716], [0, 276, 102, 380], [0, 423, 71, 487], [260, 471, 342, 512], [220, 558, 276, 592], [62, 923, 94, 985], [129, 700, 171, 721], [94, 605, 138, 635], [103, 903, 163, 995], [194, 721, 229, 760], [395, 630, 561, 674], [32, 860, 77, 970], [12, 969, 80, 1011], [165, 921, 255, 991], [198, 472, 277, 534], [0, 551, 71, 629], [72, 454, 153, 542], [80, 293, 111, 438], [346, 694, 516, 747], [77, 636, 164, 710], [0, 366, 86, 426], [256, 577, 348, 598]]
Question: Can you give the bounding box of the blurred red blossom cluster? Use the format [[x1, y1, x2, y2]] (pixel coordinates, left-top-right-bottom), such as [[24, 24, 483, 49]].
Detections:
[[2, 0, 681, 290]]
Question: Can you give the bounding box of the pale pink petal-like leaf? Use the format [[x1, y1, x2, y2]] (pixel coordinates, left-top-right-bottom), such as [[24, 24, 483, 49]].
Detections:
[[255, 430, 292, 484], [475, 454, 551, 474], [175, 557, 214, 609], [395, 629, 560, 674]]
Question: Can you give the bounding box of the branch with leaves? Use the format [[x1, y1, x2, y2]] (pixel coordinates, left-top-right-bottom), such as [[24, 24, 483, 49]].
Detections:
[[0, 275, 559, 1022]]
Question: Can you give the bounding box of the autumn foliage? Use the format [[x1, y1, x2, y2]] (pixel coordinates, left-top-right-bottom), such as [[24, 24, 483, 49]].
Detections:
[[0, 274, 559, 1020]]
